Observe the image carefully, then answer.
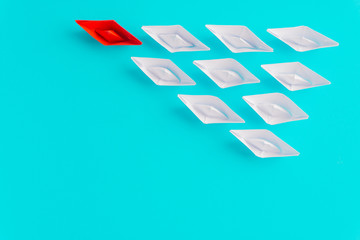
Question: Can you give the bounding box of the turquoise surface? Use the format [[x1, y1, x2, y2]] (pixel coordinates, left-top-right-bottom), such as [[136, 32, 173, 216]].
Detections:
[[1, 0, 359, 239]]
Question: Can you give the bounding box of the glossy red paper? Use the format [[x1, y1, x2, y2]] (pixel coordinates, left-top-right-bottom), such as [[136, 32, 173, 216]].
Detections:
[[75, 20, 142, 46]]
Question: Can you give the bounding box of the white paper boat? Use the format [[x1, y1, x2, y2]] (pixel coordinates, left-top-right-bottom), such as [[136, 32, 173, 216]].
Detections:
[[267, 26, 339, 52], [206, 25, 273, 53], [178, 94, 245, 124], [230, 129, 300, 158], [243, 93, 308, 125], [131, 57, 196, 86], [142, 25, 210, 53], [193, 58, 260, 88], [261, 62, 330, 91]]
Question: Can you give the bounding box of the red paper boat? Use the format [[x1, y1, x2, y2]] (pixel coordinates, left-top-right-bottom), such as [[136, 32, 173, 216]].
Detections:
[[75, 20, 142, 46]]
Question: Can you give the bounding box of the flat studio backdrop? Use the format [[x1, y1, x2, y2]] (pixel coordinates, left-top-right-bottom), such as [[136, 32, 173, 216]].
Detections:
[[0, 0, 359, 239]]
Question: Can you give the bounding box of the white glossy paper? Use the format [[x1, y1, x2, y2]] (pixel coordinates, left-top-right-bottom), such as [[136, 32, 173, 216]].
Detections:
[[267, 26, 339, 52], [178, 94, 245, 124], [142, 25, 210, 53], [206, 25, 273, 53], [261, 62, 330, 91], [243, 93, 308, 125], [230, 129, 300, 158], [131, 57, 195, 86], [193, 58, 260, 88]]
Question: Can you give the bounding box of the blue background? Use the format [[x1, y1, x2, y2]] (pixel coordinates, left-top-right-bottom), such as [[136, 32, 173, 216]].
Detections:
[[1, 0, 359, 239]]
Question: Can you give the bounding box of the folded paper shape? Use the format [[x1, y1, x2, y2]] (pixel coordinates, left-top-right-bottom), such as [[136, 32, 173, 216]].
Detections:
[[131, 57, 195, 86], [142, 25, 210, 52], [243, 93, 308, 125], [267, 26, 338, 51], [206, 25, 273, 53], [178, 94, 245, 124], [230, 129, 299, 158], [193, 58, 260, 88], [75, 20, 142, 46], [261, 62, 330, 91]]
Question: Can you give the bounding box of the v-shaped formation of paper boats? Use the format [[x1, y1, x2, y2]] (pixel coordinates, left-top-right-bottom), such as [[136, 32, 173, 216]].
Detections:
[[76, 20, 339, 158]]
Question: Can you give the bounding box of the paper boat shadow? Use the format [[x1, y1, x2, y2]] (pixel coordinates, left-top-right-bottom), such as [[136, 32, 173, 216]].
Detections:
[[71, 30, 100, 46]]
